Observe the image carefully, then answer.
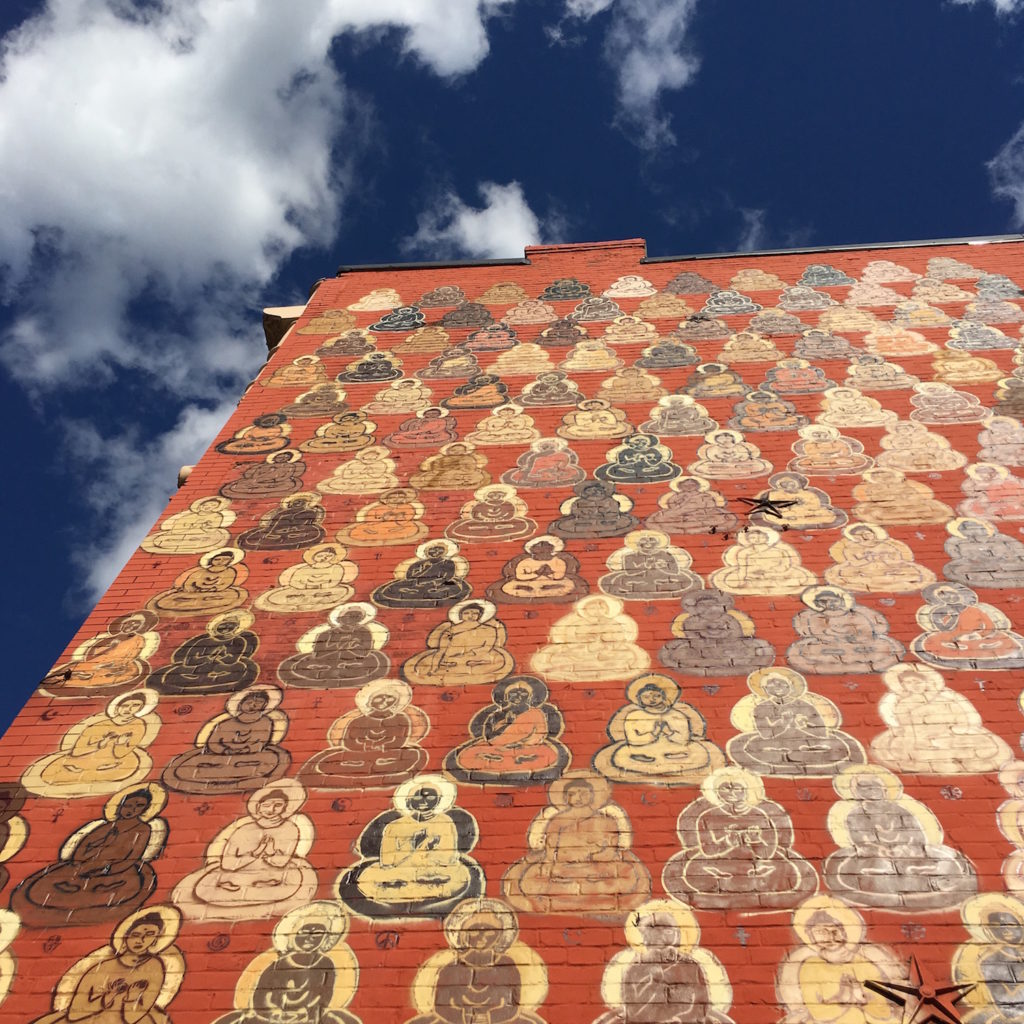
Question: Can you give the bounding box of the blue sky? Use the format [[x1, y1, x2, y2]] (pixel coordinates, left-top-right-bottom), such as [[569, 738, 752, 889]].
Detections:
[[1, 0, 1023, 730]]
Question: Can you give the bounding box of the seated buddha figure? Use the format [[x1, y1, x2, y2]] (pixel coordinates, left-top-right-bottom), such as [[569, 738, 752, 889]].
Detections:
[[42, 610, 160, 698], [944, 516, 1024, 588], [382, 407, 458, 449], [442, 373, 509, 411], [538, 316, 586, 348], [317, 326, 375, 357], [688, 428, 773, 479], [876, 420, 967, 473], [174, 779, 318, 922], [405, 898, 548, 1024], [417, 346, 481, 380], [505, 298, 557, 325], [979, 415, 1024, 467], [960, 461, 1024, 522], [254, 542, 358, 612], [142, 495, 235, 554], [871, 662, 1013, 775], [501, 437, 587, 488], [598, 529, 703, 601], [445, 483, 537, 544], [640, 394, 716, 436], [402, 600, 515, 687], [727, 666, 865, 778], [556, 398, 632, 441], [659, 588, 775, 676], [788, 585, 904, 675], [597, 366, 667, 405], [336, 487, 428, 547], [999, 763, 1024, 893], [238, 493, 326, 551], [336, 350, 402, 384], [265, 354, 326, 389], [910, 381, 987, 424], [338, 775, 484, 919], [997, 376, 1024, 419], [728, 388, 809, 433], [825, 522, 935, 593], [299, 678, 428, 789], [591, 900, 737, 1024], [502, 772, 651, 915], [763, 357, 834, 395], [719, 330, 783, 364], [22, 690, 160, 799], [843, 353, 918, 391], [278, 602, 390, 689], [823, 765, 977, 911], [751, 471, 847, 530], [531, 596, 649, 682], [517, 369, 582, 407], [777, 896, 907, 1024], [865, 324, 936, 356], [912, 581, 1024, 671], [852, 468, 954, 526], [788, 423, 874, 475], [645, 476, 738, 534], [954, 893, 1024, 1024], [162, 685, 290, 794], [445, 675, 569, 784], [681, 362, 749, 400], [11, 783, 165, 927], [710, 527, 817, 596], [464, 321, 518, 352], [560, 337, 623, 373], [361, 377, 432, 415], [372, 539, 472, 609], [0, 784, 26, 892], [794, 328, 856, 361], [486, 535, 589, 604], [593, 673, 725, 787], [213, 901, 361, 1024], [149, 611, 259, 696], [301, 410, 376, 454], [396, 325, 448, 353], [602, 315, 658, 347], [217, 412, 291, 455], [317, 447, 399, 495], [493, 342, 554, 376], [410, 441, 490, 490], [467, 403, 541, 446], [220, 449, 305, 501], [595, 433, 683, 485], [933, 347, 1001, 385], [147, 547, 248, 617], [605, 273, 656, 298], [817, 386, 897, 429], [548, 479, 639, 539], [635, 337, 700, 370], [663, 766, 818, 911], [279, 383, 349, 419]]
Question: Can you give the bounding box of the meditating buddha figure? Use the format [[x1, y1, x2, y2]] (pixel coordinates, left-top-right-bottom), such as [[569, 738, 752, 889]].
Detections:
[[932, 346, 1001, 385], [301, 410, 376, 454], [298, 678, 428, 789], [635, 336, 699, 370], [843, 353, 918, 391], [141, 495, 235, 554], [823, 764, 977, 911], [502, 772, 651, 915], [960, 461, 1024, 522], [265, 354, 327, 389], [663, 766, 818, 911], [278, 602, 389, 689], [560, 337, 623, 373], [0, 785, 26, 893], [254, 543, 357, 612], [279, 383, 349, 419], [317, 447, 399, 495], [750, 471, 847, 530], [317, 327, 374, 357], [645, 476, 739, 534], [825, 522, 935, 592], [599, 530, 702, 600], [467, 403, 541, 446], [410, 441, 490, 490], [728, 389, 809, 433], [372, 539, 472, 609], [865, 324, 936, 356], [602, 315, 658, 346], [517, 370, 582, 407], [298, 308, 357, 334], [943, 516, 1024, 588], [641, 394, 716, 436], [360, 377, 432, 415], [817, 386, 897, 429], [217, 412, 291, 455], [788, 423, 874, 475], [876, 419, 967, 473], [464, 321, 518, 352], [402, 600, 514, 687], [538, 316, 586, 348], [979, 415, 1024, 466], [501, 437, 587, 488], [593, 673, 725, 787], [382, 407, 458, 449], [416, 346, 480, 380], [148, 611, 259, 696], [493, 342, 554, 376], [162, 685, 290, 794], [445, 483, 536, 544], [998, 764, 1024, 893], [442, 373, 509, 410], [728, 666, 865, 778], [719, 330, 783, 363], [240, 492, 325, 550], [219, 449, 305, 501], [22, 689, 160, 799], [396, 325, 449, 353], [953, 892, 1024, 1024], [910, 380, 987, 424], [486, 535, 589, 604], [604, 273, 657, 298], [529, 590, 649, 681], [597, 366, 666, 405], [147, 547, 248, 618], [349, 289, 401, 311], [871, 662, 1013, 775], [794, 327, 856, 361], [852, 467, 954, 526], [763, 358, 834, 395], [659, 588, 775, 676], [548, 479, 639, 539], [997, 376, 1024, 419], [688, 429, 773, 479], [557, 398, 632, 440], [445, 675, 569, 785], [710, 527, 817, 596], [336, 350, 402, 384], [336, 487, 428, 547], [595, 433, 683, 484]]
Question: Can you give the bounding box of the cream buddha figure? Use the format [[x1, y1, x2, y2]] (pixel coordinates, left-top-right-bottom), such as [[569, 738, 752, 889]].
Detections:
[[910, 380, 987, 424], [933, 347, 1001, 385], [141, 496, 235, 555], [300, 411, 376, 454], [316, 446, 399, 495], [410, 441, 490, 490], [493, 342, 554, 376], [825, 523, 936, 592], [597, 366, 666, 405], [875, 419, 967, 472], [788, 424, 874, 475], [750, 471, 847, 530], [688, 428, 773, 479], [999, 763, 1024, 893], [265, 354, 327, 389], [640, 394, 716, 436], [147, 547, 248, 618], [719, 330, 783, 364], [360, 377, 432, 416], [253, 543, 358, 613], [817, 386, 897, 429], [559, 337, 623, 373], [710, 527, 816, 596], [843, 353, 918, 391], [979, 415, 1024, 466], [556, 398, 632, 441], [466, 404, 541, 446]]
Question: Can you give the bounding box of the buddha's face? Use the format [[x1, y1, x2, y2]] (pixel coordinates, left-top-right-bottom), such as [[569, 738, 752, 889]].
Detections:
[[688, 591, 727, 615], [718, 434, 735, 447], [504, 686, 531, 711], [425, 544, 446, 560], [637, 536, 660, 553], [257, 795, 288, 820], [813, 593, 844, 612], [406, 787, 440, 816], [898, 671, 938, 697], [213, 618, 240, 639], [270, 452, 292, 464], [809, 919, 848, 955], [295, 923, 328, 952], [448, 444, 469, 456], [210, 553, 233, 569], [987, 911, 1024, 946], [530, 541, 555, 560], [117, 793, 151, 820], [483, 490, 503, 506], [775, 476, 800, 493], [311, 549, 335, 565], [121, 614, 147, 635], [566, 782, 594, 808], [340, 610, 364, 627], [197, 499, 222, 513], [853, 777, 886, 803], [112, 698, 144, 723], [716, 779, 749, 810], [637, 912, 680, 951], [849, 526, 875, 544], [239, 692, 269, 716], [959, 521, 989, 541], [369, 691, 398, 713], [762, 676, 793, 702], [423, 409, 442, 420], [581, 484, 605, 499], [496, 408, 514, 419], [124, 923, 161, 956], [459, 606, 483, 623], [463, 913, 503, 954], [638, 685, 669, 711]]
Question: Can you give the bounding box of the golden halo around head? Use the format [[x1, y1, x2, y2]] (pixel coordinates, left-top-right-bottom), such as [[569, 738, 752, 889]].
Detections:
[[200, 546, 245, 568], [801, 585, 854, 611], [962, 892, 1024, 942], [328, 602, 374, 628], [881, 663, 943, 694], [549, 770, 611, 812], [355, 678, 412, 716], [415, 538, 459, 559], [747, 666, 806, 699], [793, 895, 864, 948], [448, 598, 496, 624], [394, 775, 457, 816], [247, 778, 307, 819], [283, 491, 320, 507], [0, 908, 18, 953], [833, 764, 903, 801], [624, 899, 699, 952], [525, 534, 564, 554], [700, 766, 765, 807], [266, 448, 303, 464], [226, 684, 283, 717], [108, 688, 158, 718], [444, 898, 519, 954], [113, 904, 181, 955], [273, 900, 349, 953], [626, 673, 680, 708], [104, 782, 166, 823], [577, 594, 623, 619], [303, 543, 346, 565], [208, 609, 255, 633], [842, 522, 885, 542]]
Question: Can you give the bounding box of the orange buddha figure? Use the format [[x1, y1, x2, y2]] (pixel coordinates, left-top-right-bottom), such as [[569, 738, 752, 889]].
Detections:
[[851, 468, 954, 526], [336, 488, 428, 547]]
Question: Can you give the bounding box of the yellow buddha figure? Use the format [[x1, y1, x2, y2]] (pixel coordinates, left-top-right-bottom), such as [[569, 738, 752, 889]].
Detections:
[[297, 308, 357, 334], [493, 343, 554, 376], [410, 441, 490, 490], [852, 468, 954, 526], [719, 331, 783, 363], [23, 689, 161, 799], [557, 398, 632, 440], [265, 354, 327, 389], [998, 762, 1024, 893], [505, 298, 557, 324], [466, 404, 541, 446], [788, 424, 874, 476], [478, 282, 529, 304], [953, 892, 1024, 1024], [732, 267, 786, 289], [361, 378, 432, 415], [602, 315, 659, 346], [683, 361, 748, 400], [876, 420, 967, 473], [933, 347, 1001, 385], [336, 487, 428, 547], [597, 366, 666, 405], [348, 287, 401, 310], [560, 337, 623, 373], [531, 596, 650, 682], [864, 324, 937, 356], [688, 428, 773, 479], [818, 306, 879, 332], [147, 547, 248, 618], [914, 277, 974, 303], [316, 446, 399, 495], [825, 523, 935, 592], [397, 326, 450, 353], [893, 300, 951, 328], [635, 293, 693, 318], [254, 543, 358, 613], [300, 411, 376, 454], [817, 386, 898, 429], [710, 526, 817, 596], [751, 471, 847, 530], [0, 909, 15, 1010], [141, 495, 235, 554]]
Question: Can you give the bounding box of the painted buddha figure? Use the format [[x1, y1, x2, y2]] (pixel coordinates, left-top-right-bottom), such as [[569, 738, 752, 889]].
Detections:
[[605, 273, 657, 298], [147, 547, 248, 617], [560, 336, 623, 373], [219, 449, 305, 501], [517, 370, 582, 407], [852, 467, 954, 525], [728, 388, 809, 433], [402, 599, 515, 687], [217, 412, 291, 455], [372, 539, 472, 609], [531, 596, 649, 682], [301, 410, 376, 454], [954, 893, 1024, 1024], [399, 327, 450, 354], [278, 603, 390, 689], [442, 373, 509, 410], [503, 772, 651, 915], [635, 336, 699, 370], [445, 483, 536, 544], [681, 362, 749, 400], [817, 386, 897, 429], [728, 667, 865, 777], [598, 529, 702, 600], [416, 346, 480, 380], [865, 324, 936, 356], [602, 315, 658, 346], [595, 433, 682, 484], [299, 678, 429, 789], [794, 328, 856, 361], [593, 673, 725, 786], [11, 783, 165, 927], [467, 403, 541, 446], [788, 423, 873, 475], [944, 516, 1024, 588], [22, 690, 160, 799], [336, 350, 402, 384], [932, 347, 1001, 385], [909, 381, 987, 424], [641, 394, 716, 436], [316, 446, 398, 494], [823, 765, 977, 911], [464, 321, 518, 352], [688, 428, 773, 479], [663, 766, 817, 911], [142, 495, 235, 554], [173, 779, 317, 921], [912, 581, 1024, 671], [486, 535, 589, 604], [876, 420, 967, 473], [298, 308, 357, 334], [254, 542, 357, 612], [597, 366, 666, 405], [548, 479, 638, 539], [979, 415, 1024, 466], [336, 487, 428, 547], [960, 461, 1024, 522], [361, 377, 432, 415], [445, 675, 569, 784], [710, 527, 817, 596], [149, 611, 259, 696], [719, 330, 783, 363], [843, 353, 918, 391], [493, 342, 554, 376], [659, 588, 775, 676], [279, 383, 349, 419], [501, 437, 587, 488], [751, 471, 847, 530], [265, 354, 327, 389], [338, 775, 484, 919], [162, 685, 289, 794], [505, 298, 557, 325], [645, 476, 739, 534], [409, 441, 490, 490], [238, 493, 326, 550], [763, 357, 834, 395], [317, 327, 375, 357], [997, 376, 1024, 419], [557, 398, 632, 441], [382, 407, 458, 449], [999, 763, 1024, 893], [0, 785, 28, 891], [825, 522, 935, 592], [538, 316, 587, 348]]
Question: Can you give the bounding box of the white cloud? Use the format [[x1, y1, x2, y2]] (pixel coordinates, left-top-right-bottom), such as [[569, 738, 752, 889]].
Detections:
[[949, 0, 1024, 13], [989, 122, 1024, 226], [736, 208, 768, 252]]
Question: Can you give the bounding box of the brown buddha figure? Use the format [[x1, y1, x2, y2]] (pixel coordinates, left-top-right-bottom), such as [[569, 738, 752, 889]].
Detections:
[[548, 479, 638, 539], [11, 783, 166, 927], [688, 428, 773, 480], [162, 685, 290, 794], [557, 398, 632, 441], [372, 539, 472, 609], [417, 346, 481, 380], [219, 449, 306, 501], [932, 347, 1001, 385], [644, 476, 739, 535], [278, 383, 349, 419], [663, 766, 818, 911], [503, 772, 651, 916], [316, 446, 399, 494], [486, 535, 589, 604], [148, 611, 259, 696], [335, 487, 428, 547], [237, 492, 326, 550], [466, 403, 541, 446], [147, 547, 248, 618], [517, 369, 583, 407], [278, 602, 390, 689], [444, 483, 537, 544], [382, 406, 458, 449], [538, 316, 586, 348], [749, 471, 847, 530], [876, 420, 967, 473], [299, 308, 357, 334], [640, 394, 716, 436], [300, 410, 376, 454], [0, 784, 27, 892], [598, 529, 703, 601], [501, 437, 587, 488], [794, 327, 856, 361], [681, 362, 749, 400], [442, 373, 509, 410], [410, 441, 490, 491], [943, 516, 1024, 588], [141, 495, 235, 554], [979, 415, 1024, 466], [909, 380, 987, 424], [396, 325, 449, 353], [852, 467, 954, 526], [825, 522, 936, 593], [316, 327, 375, 356], [787, 424, 874, 476], [960, 461, 1024, 523], [299, 678, 429, 789], [265, 354, 327, 389], [216, 412, 291, 455], [253, 542, 358, 612], [729, 389, 809, 433], [997, 375, 1024, 419]]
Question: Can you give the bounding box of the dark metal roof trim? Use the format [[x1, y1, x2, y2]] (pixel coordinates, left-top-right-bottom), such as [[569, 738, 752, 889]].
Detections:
[[336, 256, 530, 275]]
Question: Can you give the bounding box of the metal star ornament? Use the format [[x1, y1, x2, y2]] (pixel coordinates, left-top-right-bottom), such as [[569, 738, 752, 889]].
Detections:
[[864, 956, 974, 1024], [736, 495, 799, 520]]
